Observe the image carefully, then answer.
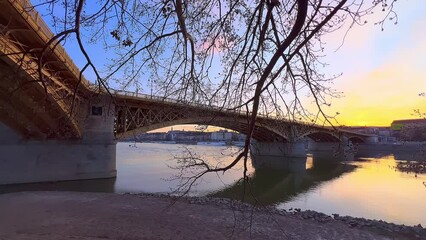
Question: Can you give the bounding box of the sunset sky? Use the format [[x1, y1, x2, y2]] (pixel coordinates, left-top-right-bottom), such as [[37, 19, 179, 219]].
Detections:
[[317, 1, 426, 126], [37, 0, 426, 130]]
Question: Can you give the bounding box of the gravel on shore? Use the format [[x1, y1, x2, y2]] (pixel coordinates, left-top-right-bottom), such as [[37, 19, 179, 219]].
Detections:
[[0, 191, 424, 240]]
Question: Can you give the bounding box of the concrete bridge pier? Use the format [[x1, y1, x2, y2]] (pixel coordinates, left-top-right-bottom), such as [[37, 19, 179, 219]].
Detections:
[[307, 140, 355, 163], [0, 97, 117, 185], [250, 142, 307, 171]]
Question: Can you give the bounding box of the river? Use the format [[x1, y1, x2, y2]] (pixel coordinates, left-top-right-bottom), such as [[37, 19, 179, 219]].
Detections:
[[1, 142, 425, 226]]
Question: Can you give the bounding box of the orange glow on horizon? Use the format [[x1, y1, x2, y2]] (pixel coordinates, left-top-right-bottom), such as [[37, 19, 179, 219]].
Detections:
[[315, 17, 426, 127]]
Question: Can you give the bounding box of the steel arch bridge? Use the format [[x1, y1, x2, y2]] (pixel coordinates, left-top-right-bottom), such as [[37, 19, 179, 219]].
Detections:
[[112, 93, 374, 143]]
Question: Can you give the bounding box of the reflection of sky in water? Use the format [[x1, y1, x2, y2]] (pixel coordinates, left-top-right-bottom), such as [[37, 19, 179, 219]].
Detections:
[[278, 155, 426, 226], [115, 142, 253, 195], [1, 142, 425, 226]]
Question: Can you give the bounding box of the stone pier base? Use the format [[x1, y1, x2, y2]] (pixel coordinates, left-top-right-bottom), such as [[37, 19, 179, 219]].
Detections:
[[0, 141, 116, 185], [308, 141, 355, 162], [0, 95, 117, 185], [250, 142, 306, 171]]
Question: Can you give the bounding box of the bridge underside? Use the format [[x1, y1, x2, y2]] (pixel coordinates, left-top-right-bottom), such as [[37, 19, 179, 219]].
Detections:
[[0, 1, 88, 139], [114, 101, 289, 142], [0, 58, 81, 139], [117, 116, 288, 142], [348, 136, 366, 143]]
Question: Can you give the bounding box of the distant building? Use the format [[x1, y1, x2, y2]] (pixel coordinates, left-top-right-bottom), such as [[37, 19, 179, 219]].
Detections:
[[125, 129, 246, 143], [211, 130, 233, 141], [133, 132, 167, 141], [166, 130, 210, 142], [391, 119, 426, 141], [233, 132, 246, 141], [391, 119, 426, 130]]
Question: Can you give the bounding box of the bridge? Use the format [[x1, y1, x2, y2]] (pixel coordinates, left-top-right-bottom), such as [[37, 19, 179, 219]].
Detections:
[[0, 0, 376, 185]]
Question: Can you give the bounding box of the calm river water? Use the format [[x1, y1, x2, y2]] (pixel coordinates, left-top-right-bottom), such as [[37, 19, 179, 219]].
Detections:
[[1, 142, 425, 226]]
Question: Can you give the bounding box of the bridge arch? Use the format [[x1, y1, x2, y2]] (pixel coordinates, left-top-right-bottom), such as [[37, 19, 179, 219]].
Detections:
[[348, 136, 366, 143], [115, 116, 288, 143]]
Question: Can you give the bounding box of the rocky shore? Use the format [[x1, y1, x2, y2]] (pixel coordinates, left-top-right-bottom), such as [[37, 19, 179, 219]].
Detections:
[[0, 191, 425, 240], [131, 193, 426, 239]]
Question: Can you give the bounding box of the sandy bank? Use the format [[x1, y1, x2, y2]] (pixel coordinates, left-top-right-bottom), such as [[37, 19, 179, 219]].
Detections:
[[0, 191, 424, 240]]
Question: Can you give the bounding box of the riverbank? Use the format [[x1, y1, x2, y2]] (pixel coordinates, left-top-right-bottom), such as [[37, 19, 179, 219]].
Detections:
[[0, 191, 424, 239]]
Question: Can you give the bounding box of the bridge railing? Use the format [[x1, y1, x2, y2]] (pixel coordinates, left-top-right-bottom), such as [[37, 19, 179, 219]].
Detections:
[[110, 88, 245, 113], [9, 0, 89, 86], [108, 87, 304, 123]]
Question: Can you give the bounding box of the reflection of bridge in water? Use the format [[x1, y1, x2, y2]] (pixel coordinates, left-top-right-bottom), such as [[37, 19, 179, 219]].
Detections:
[[0, 0, 376, 185], [210, 156, 356, 206]]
